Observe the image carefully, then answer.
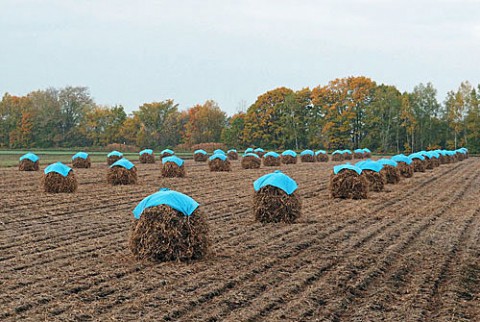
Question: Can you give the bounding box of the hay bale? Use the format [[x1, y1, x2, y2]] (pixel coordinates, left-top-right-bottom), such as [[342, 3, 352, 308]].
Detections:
[[107, 155, 122, 165], [208, 158, 231, 171], [362, 169, 385, 192], [162, 162, 185, 178], [457, 153, 465, 161], [343, 153, 353, 160], [281, 155, 297, 164], [397, 161, 414, 178], [331, 153, 344, 161], [316, 153, 329, 162], [42, 172, 77, 193], [242, 155, 261, 169], [253, 186, 301, 223], [194, 152, 208, 162], [107, 166, 137, 185], [354, 152, 364, 159], [439, 154, 447, 164], [380, 165, 401, 184], [412, 159, 426, 172], [254, 149, 265, 157], [72, 156, 91, 168], [19, 159, 39, 171], [227, 151, 239, 160], [301, 154, 315, 163], [139, 153, 155, 164], [263, 156, 281, 166], [329, 169, 368, 199], [129, 205, 209, 262], [364, 152, 371, 158]]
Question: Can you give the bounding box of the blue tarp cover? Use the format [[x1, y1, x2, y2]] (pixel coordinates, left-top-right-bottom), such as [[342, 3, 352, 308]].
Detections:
[[110, 159, 135, 170], [72, 152, 89, 160], [227, 149, 237, 153], [253, 170, 298, 195], [162, 156, 184, 166], [377, 158, 398, 167], [245, 148, 254, 153], [342, 149, 352, 154], [213, 149, 226, 155], [209, 154, 227, 161], [161, 149, 174, 155], [456, 148, 467, 154], [409, 153, 425, 161], [264, 151, 280, 158], [282, 150, 297, 157], [20, 152, 39, 162], [194, 149, 207, 155], [254, 148, 264, 152], [333, 164, 362, 175], [332, 150, 342, 155], [300, 149, 314, 156], [44, 162, 72, 177], [133, 188, 199, 219], [356, 160, 383, 172], [392, 154, 413, 165], [243, 153, 260, 158], [139, 149, 153, 155], [354, 149, 364, 153], [108, 150, 123, 157], [315, 150, 326, 155], [362, 148, 371, 153]]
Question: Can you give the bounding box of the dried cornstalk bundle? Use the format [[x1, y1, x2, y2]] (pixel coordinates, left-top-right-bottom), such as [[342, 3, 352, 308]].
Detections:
[[439, 155, 448, 164], [331, 154, 344, 161], [380, 165, 401, 184], [227, 151, 238, 160], [354, 153, 364, 159], [397, 161, 414, 178], [343, 153, 353, 160], [316, 154, 329, 162], [253, 186, 301, 223], [162, 162, 186, 178], [364, 152, 372, 158], [139, 153, 155, 164], [329, 169, 368, 199], [412, 159, 426, 172], [72, 157, 91, 168], [241, 156, 261, 169], [19, 159, 39, 171], [194, 153, 208, 162], [300, 155, 315, 163], [263, 156, 281, 166], [42, 172, 78, 193], [362, 169, 385, 192], [255, 151, 265, 158], [107, 166, 138, 185], [129, 205, 210, 262], [208, 158, 231, 171], [281, 155, 297, 164], [107, 156, 122, 165]]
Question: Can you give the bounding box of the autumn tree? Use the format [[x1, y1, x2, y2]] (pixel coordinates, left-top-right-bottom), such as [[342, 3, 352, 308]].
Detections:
[[184, 100, 226, 145], [221, 112, 246, 148]]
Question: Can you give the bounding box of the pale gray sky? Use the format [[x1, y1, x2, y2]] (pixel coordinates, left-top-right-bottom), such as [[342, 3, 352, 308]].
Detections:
[[1, 0, 480, 115]]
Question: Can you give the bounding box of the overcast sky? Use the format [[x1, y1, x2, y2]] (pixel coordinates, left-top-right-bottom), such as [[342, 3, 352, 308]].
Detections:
[[1, 0, 480, 115]]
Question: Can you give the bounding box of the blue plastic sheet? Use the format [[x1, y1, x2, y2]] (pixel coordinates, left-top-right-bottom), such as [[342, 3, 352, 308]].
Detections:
[[227, 149, 237, 153], [243, 153, 260, 158], [108, 150, 123, 158], [315, 150, 326, 155], [20, 152, 39, 162], [420, 151, 433, 159], [356, 160, 383, 172], [362, 148, 371, 153], [133, 188, 199, 219], [209, 154, 227, 161], [254, 148, 264, 153], [282, 150, 297, 157], [264, 151, 280, 158], [409, 153, 425, 161], [391, 155, 412, 165], [44, 162, 72, 177], [194, 149, 207, 155], [161, 149, 174, 155], [162, 156, 184, 166], [139, 149, 153, 155], [332, 150, 342, 155], [245, 148, 254, 153], [354, 149, 364, 153], [214, 149, 226, 155], [377, 158, 398, 167], [333, 164, 362, 175], [456, 148, 467, 154], [253, 170, 298, 195], [300, 149, 314, 156], [72, 152, 89, 160], [110, 159, 135, 170], [342, 149, 352, 154]]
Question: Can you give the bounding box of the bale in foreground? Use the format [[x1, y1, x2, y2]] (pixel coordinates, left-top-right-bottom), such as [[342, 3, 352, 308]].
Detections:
[[208, 154, 231, 171], [242, 153, 261, 169], [329, 165, 367, 199], [377, 159, 401, 184], [107, 159, 137, 185], [19, 152, 39, 171], [357, 160, 385, 192], [129, 189, 210, 262], [253, 171, 301, 223], [392, 155, 414, 178], [162, 156, 185, 178], [412, 159, 426, 172], [42, 162, 78, 193]]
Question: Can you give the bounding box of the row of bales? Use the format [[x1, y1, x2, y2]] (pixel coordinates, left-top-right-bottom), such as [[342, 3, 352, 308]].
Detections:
[[329, 148, 469, 199]]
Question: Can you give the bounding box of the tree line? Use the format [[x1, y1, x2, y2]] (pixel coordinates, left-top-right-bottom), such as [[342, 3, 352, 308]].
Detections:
[[1, 76, 479, 153]]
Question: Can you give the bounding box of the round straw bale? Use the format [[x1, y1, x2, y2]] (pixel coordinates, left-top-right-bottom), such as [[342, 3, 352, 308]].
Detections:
[[316, 153, 329, 162], [263, 156, 281, 166], [42, 172, 78, 193], [139, 153, 155, 164], [281, 155, 297, 164], [412, 159, 426, 172], [72, 156, 91, 168], [425, 158, 435, 170], [354, 152, 364, 159], [380, 165, 401, 184], [362, 169, 385, 192], [331, 153, 344, 161], [457, 153, 465, 161], [208, 158, 231, 171], [256, 151, 265, 158], [194, 153, 208, 162], [129, 205, 210, 262], [364, 152, 372, 158], [253, 186, 301, 223], [329, 169, 368, 199], [162, 162, 185, 178], [242, 155, 261, 169], [397, 161, 414, 178], [19, 159, 39, 171], [107, 166, 137, 185], [107, 155, 122, 165], [439, 154, 447, 164], [300, 154, 315, 163], [343, 153, 353, 160], [227, 151, 239, 160]]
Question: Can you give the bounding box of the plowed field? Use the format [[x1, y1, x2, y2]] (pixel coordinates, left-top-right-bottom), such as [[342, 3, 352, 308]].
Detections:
[[1, 158, 479, 321]]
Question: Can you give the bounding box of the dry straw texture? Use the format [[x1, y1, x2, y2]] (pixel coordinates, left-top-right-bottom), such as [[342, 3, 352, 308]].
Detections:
[[19, 159, 39, 171], [380, 165, 401, 184], [107, 156, 122, 165], [162, 163, 186, 178], [139, 153, 155, 164], [281, 155, 297, 165], [42, 172, 78, 193], [253, 186, 301, 224], [241, 156, 261, 169], [300, 155, 315, 163], [329, 169, 368, 199], [107, 166, 137, 185], [316, 154, 329, 162], [362, 169, 385, 192], [193, 153, 208, 162], [397, 161, 414, 178], [263, 156, 281, 166], [72, 157, 91, 168], [208, 158, 231, 172], [227, 151, 239, 160]]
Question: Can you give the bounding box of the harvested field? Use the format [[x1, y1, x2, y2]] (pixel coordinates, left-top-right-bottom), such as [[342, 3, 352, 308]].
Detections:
[[1, 158, 479, 321]]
